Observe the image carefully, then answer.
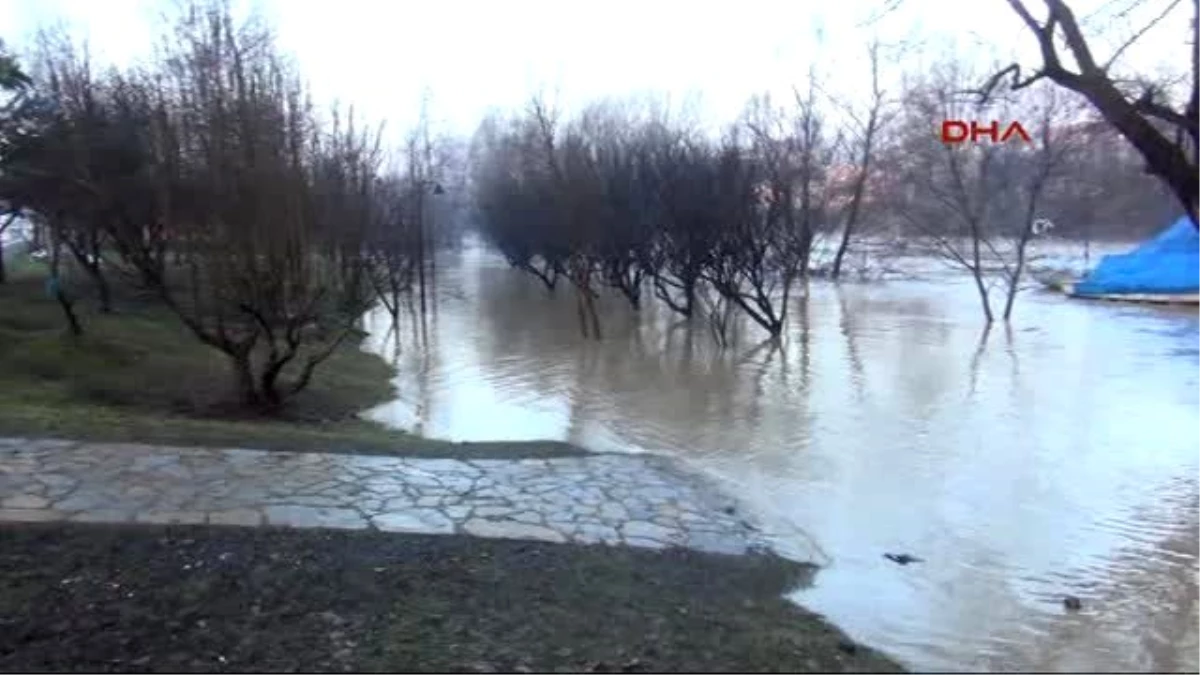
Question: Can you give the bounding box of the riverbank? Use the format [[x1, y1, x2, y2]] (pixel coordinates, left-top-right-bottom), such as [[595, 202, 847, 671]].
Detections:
[[0, 265, 907, 672], [0, 265, 583, 460], [0, 523, 901, 673]]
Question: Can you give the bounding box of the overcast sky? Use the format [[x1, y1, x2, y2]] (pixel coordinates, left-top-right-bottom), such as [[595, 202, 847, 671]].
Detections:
[[0, 0, 1190, 142]]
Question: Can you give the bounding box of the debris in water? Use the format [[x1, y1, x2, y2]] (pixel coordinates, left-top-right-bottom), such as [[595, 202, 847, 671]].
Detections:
[[883, 553, 923, 565], [1063, 595, 1082, 611]]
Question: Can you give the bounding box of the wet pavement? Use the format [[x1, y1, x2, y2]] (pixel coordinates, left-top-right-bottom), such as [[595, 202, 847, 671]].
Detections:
[[0, 437, 777, 556]]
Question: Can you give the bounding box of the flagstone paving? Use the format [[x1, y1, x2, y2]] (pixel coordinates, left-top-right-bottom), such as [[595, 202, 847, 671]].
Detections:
[[0, 437, 773, 555]]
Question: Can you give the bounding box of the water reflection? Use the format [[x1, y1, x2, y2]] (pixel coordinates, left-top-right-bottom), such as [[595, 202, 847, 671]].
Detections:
[[362, 240, 1199, 672]]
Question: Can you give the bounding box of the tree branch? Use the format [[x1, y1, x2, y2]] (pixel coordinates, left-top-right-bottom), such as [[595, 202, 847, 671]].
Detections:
[[1103, 0, 1184, 72], [965, 63, 1050, 101]]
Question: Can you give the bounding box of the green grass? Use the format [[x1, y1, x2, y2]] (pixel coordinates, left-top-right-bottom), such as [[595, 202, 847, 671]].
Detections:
[[0, 262, 584, 459]]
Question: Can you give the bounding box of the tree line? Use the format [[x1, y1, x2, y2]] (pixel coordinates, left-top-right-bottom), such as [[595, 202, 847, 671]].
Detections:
[[470, 49, 1182, 333], [0, 0, 1191, 414], [0, 4, 440, 411]]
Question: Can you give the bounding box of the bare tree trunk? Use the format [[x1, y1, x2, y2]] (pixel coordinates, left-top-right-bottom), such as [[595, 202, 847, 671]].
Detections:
[[54, 284, 82, 336], [259, 372, 286, 411], [63, 225, 112, 313], [1004, 92, 1066, 321], [832, 42, 885, 280], [703, 287, 732, 348], [972, 273, 994, 323], [991, 0, 1198, 226], [87, 260, 112, 313], [1003, 190, 1051, 321], [49, 236, 82, 336], [1002, 247, 1028, 320], [416, 185, 427, 321], [420, 94, 438, 320], [571, 261, 602, 340], [230, 353, 259, 409], [96, 270, 111, 312], [0, 212, 14, 284], [575, 289, 591, 339], [70, 252, 112, 313], [971, 220, 995, 323], [585, 289, 602, 339], [428, 227, 436, 308], [526, 259, 559, 292], [653, 274, 695, 317], [830, 196, 862, 279]]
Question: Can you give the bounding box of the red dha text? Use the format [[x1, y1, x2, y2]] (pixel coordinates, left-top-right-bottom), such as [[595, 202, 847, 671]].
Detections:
[[940, 120, 1032, 144]]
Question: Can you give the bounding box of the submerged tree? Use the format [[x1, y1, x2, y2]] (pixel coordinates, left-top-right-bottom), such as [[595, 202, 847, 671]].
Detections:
[[828, 42, 891, 280], [887, 64, 1076, 322], [471, 90, 844, 342]]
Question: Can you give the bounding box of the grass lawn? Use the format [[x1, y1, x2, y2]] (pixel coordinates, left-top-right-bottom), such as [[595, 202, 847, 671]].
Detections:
[[0, 523, 903, 673], [0, 260, 583, 459]]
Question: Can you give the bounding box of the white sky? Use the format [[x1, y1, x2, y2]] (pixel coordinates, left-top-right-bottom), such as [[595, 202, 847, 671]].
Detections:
[[0, 0, 1191, 143]]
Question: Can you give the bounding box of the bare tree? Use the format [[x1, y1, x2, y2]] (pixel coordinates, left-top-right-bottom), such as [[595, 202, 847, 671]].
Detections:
[[1, 35, 116, 309], [471, 88, 840, 343], [2, 2, 387, 411], [980, 0, 1197, 226], [404, 97, 446, 328], [579, 101, 657, 310], [367, 174, 417, 326], [701, 92, 831, 339], [0, 39, 34, 284], [890, 65, 1074, 322], [530, 95, 604, 338], [153, 8, 384, 409], [643, 131, 719, 317], [47, 217, 83, 336], [472, 107, 579, 296], [830, 41, 890, 279], [996, 87, 1080, 319]]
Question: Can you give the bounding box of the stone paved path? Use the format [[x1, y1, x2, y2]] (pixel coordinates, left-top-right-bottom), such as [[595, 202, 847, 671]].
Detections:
[[0, 437, 770, 555]]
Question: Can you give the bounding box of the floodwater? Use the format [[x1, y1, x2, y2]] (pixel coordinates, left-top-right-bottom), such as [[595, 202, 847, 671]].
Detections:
[[362, 236, 1199, 673]]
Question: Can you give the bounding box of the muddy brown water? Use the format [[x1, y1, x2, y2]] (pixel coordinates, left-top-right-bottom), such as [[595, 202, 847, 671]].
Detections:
[[362, 237, 1199, 673]]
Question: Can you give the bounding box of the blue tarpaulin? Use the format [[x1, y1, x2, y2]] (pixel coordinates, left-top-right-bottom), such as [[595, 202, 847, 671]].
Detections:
[[1073, 216, 1200, 296]]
